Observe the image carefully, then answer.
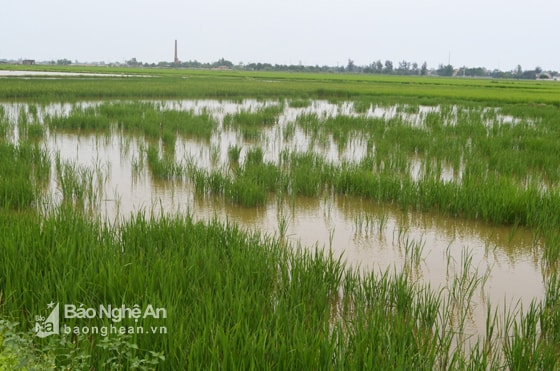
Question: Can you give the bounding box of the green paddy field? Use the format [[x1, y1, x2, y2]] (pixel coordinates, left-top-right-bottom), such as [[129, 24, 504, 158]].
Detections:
[[1, 66, 560, 369]]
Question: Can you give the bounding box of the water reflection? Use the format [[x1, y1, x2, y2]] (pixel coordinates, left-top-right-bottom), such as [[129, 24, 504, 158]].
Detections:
[[1, 99, 547, 340]]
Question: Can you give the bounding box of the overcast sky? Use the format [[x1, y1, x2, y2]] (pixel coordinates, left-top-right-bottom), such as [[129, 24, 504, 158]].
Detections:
[[2, 0, 559, 71]]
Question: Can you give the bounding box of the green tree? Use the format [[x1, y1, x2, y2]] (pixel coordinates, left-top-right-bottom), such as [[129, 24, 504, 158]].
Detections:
[[535, 66, 543, 75], [437, 64, 454, 76], [420, 62, 428, 76], [212, 58, 234, 68], [346, 59, 356, 72], [56, 59, 72, 65], [126, 58, 140, 66], [397, 60, 410, 74], [384, 60, 393, 74], [514, 65, 523, 78]]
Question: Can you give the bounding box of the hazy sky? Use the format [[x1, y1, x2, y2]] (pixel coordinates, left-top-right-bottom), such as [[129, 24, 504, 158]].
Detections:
[[2, 0, 559, 71]]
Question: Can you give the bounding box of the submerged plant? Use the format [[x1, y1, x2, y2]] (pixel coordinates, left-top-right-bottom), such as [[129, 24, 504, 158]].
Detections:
[[227, 145, 241, 164]]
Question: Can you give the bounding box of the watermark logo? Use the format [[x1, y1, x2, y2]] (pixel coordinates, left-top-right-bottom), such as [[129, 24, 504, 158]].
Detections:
[[34, 302, 59, 338], [33, 302, 167, 338]]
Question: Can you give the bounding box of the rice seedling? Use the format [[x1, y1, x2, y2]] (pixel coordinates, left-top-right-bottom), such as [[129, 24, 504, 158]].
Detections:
[[1, 158, 558, 369], [288, 98, 311, 108], [446, 248, 487, 339], [167, 108, 217, 140], [352, 100, 371, 114], [400, 235, 426, 268], [130, 155, 144, 177], [54, 155, 104, 211], [295, 112, 322, 134], [145, 144, 183, 180], [227, 144, 241, 164], [2, 70, 560, 368], [244, 146, 264, 166], [19, 121, 46, 140], [286, 152, 326, 197], [46, 105, 112, 131], [2, 68, 560, 104], [0, 115, 11, 140], [223, 104, 283, 140], [282, 121, 296, 141], [277, 210, 291, 247], [210, 143, 220, 166], [378, 211, 388, 235], [0, 142, 49, 210], [226, 176, 267, 207], [328, 226, 335, 250], [502, 301, 558, 370], [224, 105, 284, 128], [47, 101, 218, 145]]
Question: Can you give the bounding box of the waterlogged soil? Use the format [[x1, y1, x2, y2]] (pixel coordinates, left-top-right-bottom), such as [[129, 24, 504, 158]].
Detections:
[[2, 100, 545, 339], [0, 70, 142, 78]]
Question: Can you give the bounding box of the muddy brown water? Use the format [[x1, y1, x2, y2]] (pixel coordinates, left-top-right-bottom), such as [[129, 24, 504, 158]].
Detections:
[[2, 100, 545, 341]]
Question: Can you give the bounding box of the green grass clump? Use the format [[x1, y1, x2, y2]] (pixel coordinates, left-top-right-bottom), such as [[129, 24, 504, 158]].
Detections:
[[47, 106, 112, 131], [0, 142, 49, 210], [288, 98, 312, 108], [1, 207, 558, 369], [227, 144, 241, 164], [244, 146, 264, 165], [146, 144, 183, 180], [352, 99, 372, 113], [223, 104, 284, 140], [170, 109, 216, 140], [0, 120, 10, 140], [224, 104, 283, 127], [24, 123, 46, 139], [226, 176, 267, 207], [190, 145, 286, 207], [49, 102, 217, 142], [287, 152, 326, 197]]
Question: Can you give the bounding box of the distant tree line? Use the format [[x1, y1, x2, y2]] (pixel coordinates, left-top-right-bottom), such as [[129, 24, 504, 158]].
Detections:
[[9, 55, 557, 79], [122, 57, 557, 80]]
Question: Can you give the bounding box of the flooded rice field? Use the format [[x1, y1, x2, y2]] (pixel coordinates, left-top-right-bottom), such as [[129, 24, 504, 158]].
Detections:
[[0, 99, 548, 341], [0, 69, 141, 78]]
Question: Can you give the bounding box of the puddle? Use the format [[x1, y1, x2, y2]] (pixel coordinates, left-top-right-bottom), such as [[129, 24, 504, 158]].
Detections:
[[0, 70, 145, 78]]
